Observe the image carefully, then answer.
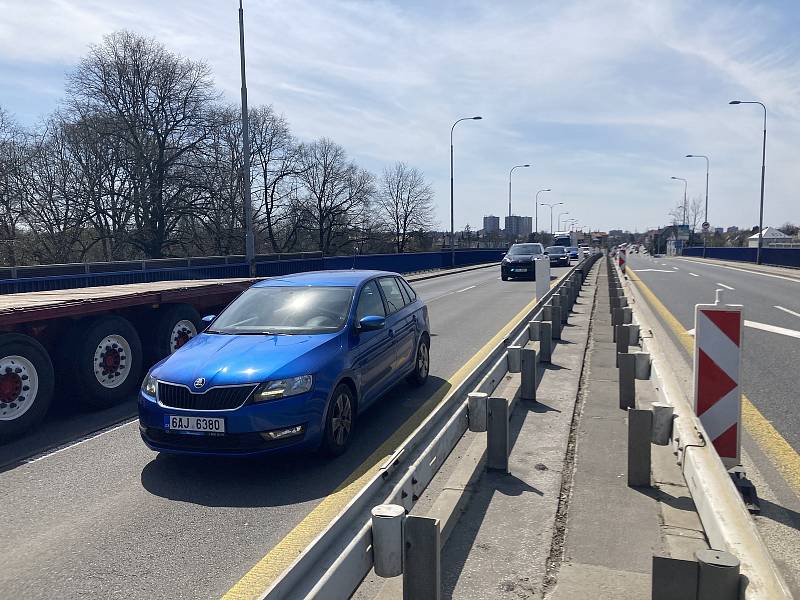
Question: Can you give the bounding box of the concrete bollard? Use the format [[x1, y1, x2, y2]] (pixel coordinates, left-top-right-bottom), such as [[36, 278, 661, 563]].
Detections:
[[507, 345, 522, 373], [616, 324, 630, 366], [520, 347, 537, 401], [618, 353, 636, 409], [612, 307, 623, 327], [618, 296, 628, 308], [622, 306, 633, 324], [468, 392, 488, 432], [371, 504, 405, 578], [530, 321, 552, 363], [403, 516, 441, 600], [696, 549, 740, 600], [487, 396, 509, 473], [548, 301, 563, 339], [627, 324, 640, 346], [559, 288, 569, 321], [543, 304, 561, 340], [628, 408, 652, 487], [634, 352, 651, 380], [651, 402, 674, 445]]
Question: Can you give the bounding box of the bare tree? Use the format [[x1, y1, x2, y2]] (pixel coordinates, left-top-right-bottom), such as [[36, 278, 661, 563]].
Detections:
[[667, 195, 703, 231], [0, 107, 29, 266], [66, 30, 217, 258], [297, 138, 374, 254], [375, 162, 435, 253]]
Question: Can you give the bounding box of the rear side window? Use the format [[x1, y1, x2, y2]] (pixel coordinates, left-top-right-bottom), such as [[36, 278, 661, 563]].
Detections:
[[398, 278, 417, 303], [356, 281, 386, 321], [378, 277, 405, 314]]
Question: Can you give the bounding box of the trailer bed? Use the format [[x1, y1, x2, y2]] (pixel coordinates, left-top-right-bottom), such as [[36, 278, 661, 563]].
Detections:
[[0, 278, 257, 326]]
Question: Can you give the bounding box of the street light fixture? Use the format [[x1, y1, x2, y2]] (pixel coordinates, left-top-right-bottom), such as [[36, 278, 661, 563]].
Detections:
[[729, 100, 767, 265], [540, 201, 564, 234], [686, 154, 710, 257], [450, 116, 483, 267], [534, 189, 551, 238], [508, 164, 531, 219], [557, 211, 569, 231], [670, 176, 688, 226], [238, 0, 255, 275]]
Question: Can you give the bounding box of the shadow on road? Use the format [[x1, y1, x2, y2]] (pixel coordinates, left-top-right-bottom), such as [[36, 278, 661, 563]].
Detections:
[[139, 375, 450, 508]]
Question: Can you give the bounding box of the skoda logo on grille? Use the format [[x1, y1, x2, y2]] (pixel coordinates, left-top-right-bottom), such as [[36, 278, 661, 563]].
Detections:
[[193, 377, 206, 389]]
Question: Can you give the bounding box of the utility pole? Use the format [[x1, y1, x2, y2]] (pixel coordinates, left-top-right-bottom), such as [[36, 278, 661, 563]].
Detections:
[[239, 0, 255, 276]]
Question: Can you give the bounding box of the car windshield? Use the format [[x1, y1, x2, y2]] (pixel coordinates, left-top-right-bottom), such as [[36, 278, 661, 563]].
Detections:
[[207, 286, 354, 334], [567, 246, 579, 252], [509, 244, 543, 256], [546, 246, 566, 254]]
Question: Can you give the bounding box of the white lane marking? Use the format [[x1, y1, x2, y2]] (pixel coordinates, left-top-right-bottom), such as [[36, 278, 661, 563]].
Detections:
[[689, 272, 699, 277], [672, 267, 679, 270], [676, 259, 800, 284], [632, 269, 675, 273], [775, 305, 800, 319], [716, 283, 735, 290], [455, 285, 476, 293], [745, 320, 800, 340], [24, 419, 138, 465], [660, 263, 668, 266]]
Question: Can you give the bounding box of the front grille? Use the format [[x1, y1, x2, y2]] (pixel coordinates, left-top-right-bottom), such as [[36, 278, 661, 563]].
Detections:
[[142, 427, 301, 452], [157, 382, 256, 410]]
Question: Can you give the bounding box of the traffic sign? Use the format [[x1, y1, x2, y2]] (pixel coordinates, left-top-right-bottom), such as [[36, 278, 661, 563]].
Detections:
[[702, 222, 710, 232]]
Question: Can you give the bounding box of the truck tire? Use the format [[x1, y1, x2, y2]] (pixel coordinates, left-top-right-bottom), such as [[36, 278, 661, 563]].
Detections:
[[68, 316, 143, 409], [0, 333, 55, 440], [154, 304, 202, 358]]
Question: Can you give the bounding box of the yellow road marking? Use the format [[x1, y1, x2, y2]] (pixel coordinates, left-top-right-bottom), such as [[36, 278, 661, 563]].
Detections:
[[222, 277, 565, 600], [628, 268, 800, 496]]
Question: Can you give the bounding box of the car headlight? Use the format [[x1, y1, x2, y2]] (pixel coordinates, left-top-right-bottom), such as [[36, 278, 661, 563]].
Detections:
[[253, 375, 313, 402], [141, 372, 157, 397]]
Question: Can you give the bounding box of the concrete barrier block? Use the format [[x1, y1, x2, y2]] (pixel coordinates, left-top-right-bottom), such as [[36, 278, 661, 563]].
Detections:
[[628, 408, 652, 487], [487, 396, 509, 473], [507, 345, 522, 373], [520, 347, 537, 401], [652, 555, 698, 600], [696, 549, 740, 600], [468, 392, 488, 432], [403, 516, 441, 600], [619, 353, 635, 409]]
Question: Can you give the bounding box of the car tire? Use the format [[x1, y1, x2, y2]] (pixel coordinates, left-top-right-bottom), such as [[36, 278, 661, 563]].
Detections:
[[501, 273, 509, 281], [321, 383, 355, 456], [407, 336, 430, 387], [64, 315, 143, 410], [0, 333, 55, 440]]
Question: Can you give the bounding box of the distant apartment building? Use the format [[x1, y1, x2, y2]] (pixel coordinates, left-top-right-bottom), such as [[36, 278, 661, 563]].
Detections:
[[483, 215, 500, 234], [714, 227, 724, 235], [726, 226, 739, 234], [504, 215, 533, 237]]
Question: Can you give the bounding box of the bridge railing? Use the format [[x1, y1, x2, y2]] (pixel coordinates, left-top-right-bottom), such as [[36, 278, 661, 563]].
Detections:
[[0, 249, 506, 294], [681, 246, 800, 267]]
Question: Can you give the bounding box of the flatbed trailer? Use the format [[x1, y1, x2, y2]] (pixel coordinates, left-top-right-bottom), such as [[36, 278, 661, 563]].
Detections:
[[0, 278, 257, 439]]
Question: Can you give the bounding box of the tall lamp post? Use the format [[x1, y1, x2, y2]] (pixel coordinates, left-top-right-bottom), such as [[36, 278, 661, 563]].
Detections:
[[541, 202, 564, 235], [535, 189, 551, 239], [450, 116, 483, 267], [670, 176, 688, 225], [238, 0, 255, 275], [508, 164, 531, 218], [557, 211, 570, 231], [730, 100, 767, 265], [686, 154, 710, 258]]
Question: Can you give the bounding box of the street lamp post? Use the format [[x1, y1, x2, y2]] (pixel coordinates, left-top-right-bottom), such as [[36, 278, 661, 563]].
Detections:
[[238, 0, 255, 275], [450, 116, 482, 267], [508, 164, 531, 219], [540, 202, 564, 235], [535, 189, 551, 239], [670, 176, 688, 225], [557, 211, 569, 231], [686, 154, 710, 257], [730, 100, 767, 265]]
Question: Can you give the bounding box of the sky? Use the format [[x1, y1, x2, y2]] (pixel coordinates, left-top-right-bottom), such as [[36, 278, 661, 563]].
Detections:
[[1, 0, 799, 233]]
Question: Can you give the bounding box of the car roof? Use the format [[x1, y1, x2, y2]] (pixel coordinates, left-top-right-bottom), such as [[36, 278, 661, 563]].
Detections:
[[252, 270, 400, 288]]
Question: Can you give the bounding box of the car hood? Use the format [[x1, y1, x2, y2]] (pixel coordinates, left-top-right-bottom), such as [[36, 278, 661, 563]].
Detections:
[[151, 331, 342, 388]]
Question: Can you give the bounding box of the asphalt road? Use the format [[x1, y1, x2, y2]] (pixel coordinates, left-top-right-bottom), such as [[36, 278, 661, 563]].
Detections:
[[627, 254, 800, 452], [0, 263, 570, 600]]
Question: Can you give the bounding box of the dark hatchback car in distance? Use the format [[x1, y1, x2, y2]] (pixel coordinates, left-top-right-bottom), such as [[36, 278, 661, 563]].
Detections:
[[501, 243, 545, 280], [545, 246, 571, 267]]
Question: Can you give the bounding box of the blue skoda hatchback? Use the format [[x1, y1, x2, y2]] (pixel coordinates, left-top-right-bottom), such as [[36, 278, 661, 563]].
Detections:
[[138, 271, 430, 457]]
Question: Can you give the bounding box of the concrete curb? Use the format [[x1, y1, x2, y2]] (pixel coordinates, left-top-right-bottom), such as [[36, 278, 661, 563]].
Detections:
[[405, 262, 498, 282]]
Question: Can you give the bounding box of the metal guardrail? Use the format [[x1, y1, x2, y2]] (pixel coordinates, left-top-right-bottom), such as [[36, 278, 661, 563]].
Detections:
[[682, 246, 800, 267], [0, 249, 507, 294], [258, 254, 600, 599]]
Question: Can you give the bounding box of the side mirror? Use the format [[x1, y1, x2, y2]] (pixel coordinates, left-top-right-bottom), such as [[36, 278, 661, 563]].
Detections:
[[358, 315, 385, 331]]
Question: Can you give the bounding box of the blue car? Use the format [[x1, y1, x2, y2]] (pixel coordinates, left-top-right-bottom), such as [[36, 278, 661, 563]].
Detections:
[[138, 271, 430, 457]]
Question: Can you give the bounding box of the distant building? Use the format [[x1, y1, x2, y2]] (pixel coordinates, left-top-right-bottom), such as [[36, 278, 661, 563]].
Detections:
[[483, 215, 500, 234], [504, 215, 533, 238], [747, 227, 791, 248], [726, 226, 739, 234], [714, 227, 724, 235]]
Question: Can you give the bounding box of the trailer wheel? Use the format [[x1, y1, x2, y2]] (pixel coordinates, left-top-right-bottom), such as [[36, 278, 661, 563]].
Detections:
[[155, 304, 202, 357], [0, 333, 55, 439], [70, 316, 143, 409]]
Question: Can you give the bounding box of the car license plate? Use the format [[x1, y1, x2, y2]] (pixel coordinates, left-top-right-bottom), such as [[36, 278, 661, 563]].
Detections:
[[165, 415, 225, 434]]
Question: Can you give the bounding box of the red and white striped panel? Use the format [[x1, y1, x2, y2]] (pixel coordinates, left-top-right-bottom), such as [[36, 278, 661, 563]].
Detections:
[[693, 305, 743, 467]]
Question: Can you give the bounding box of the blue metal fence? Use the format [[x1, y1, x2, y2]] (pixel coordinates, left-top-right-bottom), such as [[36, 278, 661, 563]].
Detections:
[[682, 246, 800, 267], [0, 250, 505, 295]]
